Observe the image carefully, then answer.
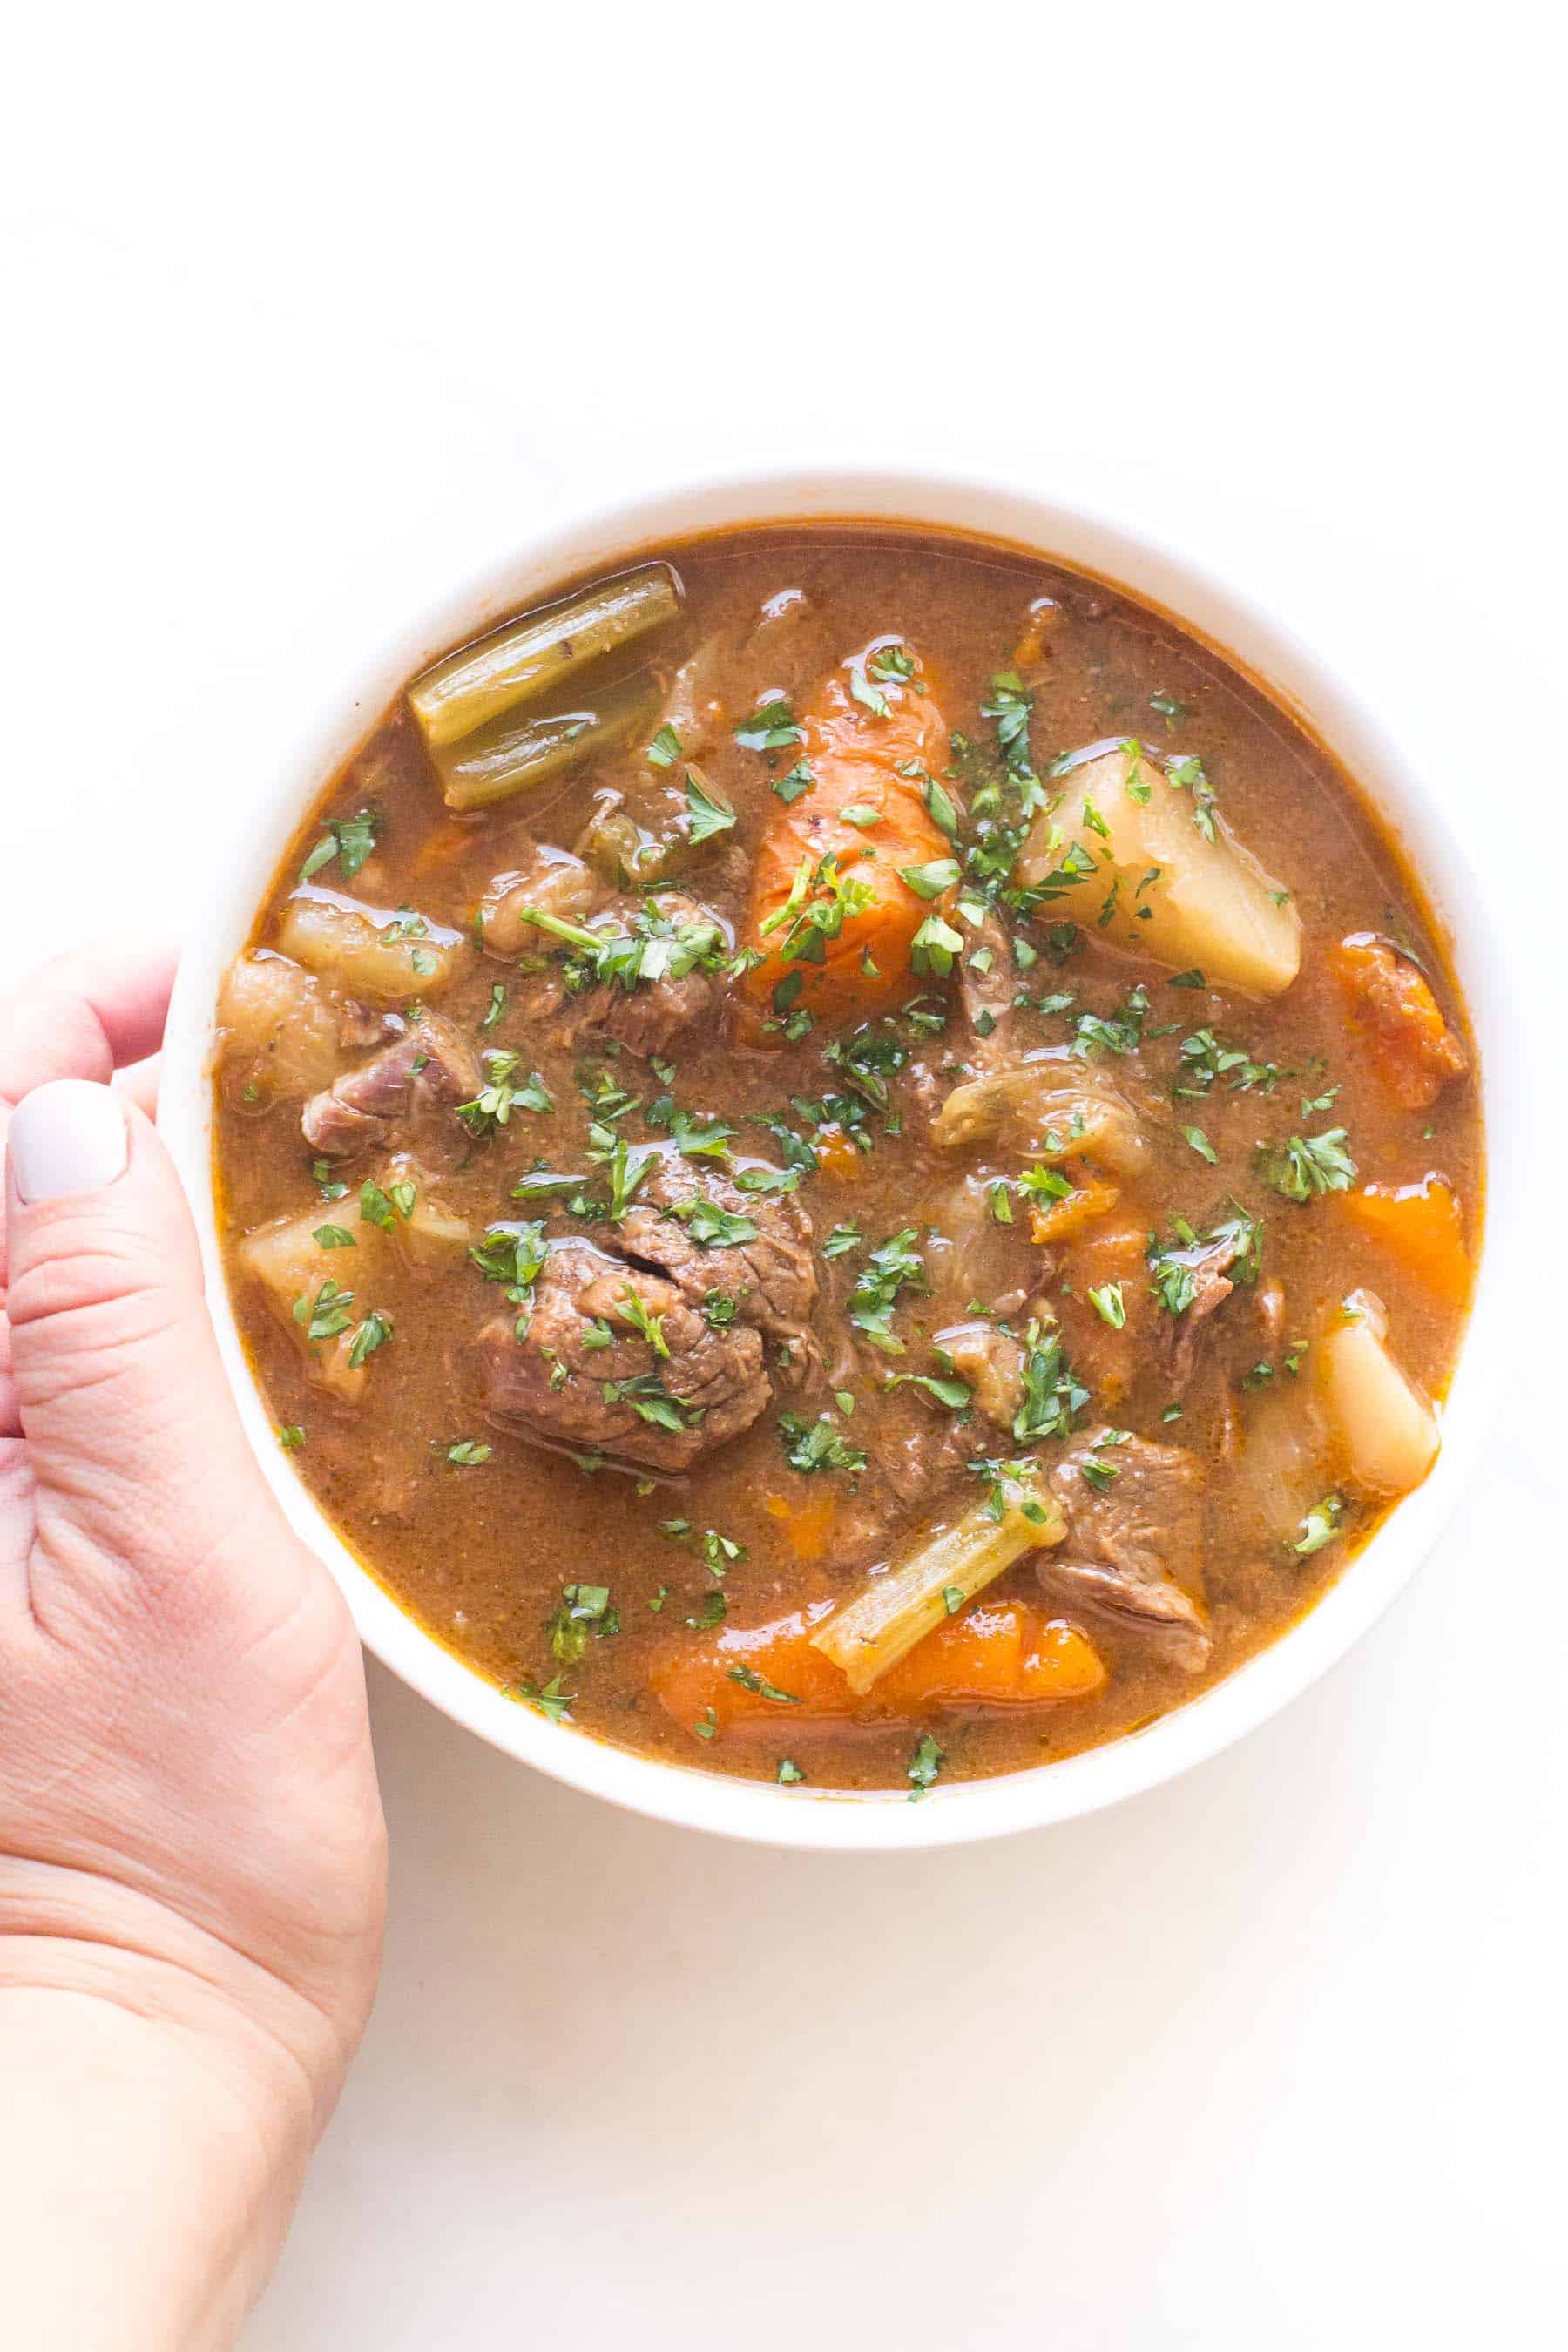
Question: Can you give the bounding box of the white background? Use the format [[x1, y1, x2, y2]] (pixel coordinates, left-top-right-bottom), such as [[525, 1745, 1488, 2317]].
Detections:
[[5, 6, 1566, 2345]]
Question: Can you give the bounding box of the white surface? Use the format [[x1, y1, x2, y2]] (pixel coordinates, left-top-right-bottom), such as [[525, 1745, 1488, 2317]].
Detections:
[[4, 7, 1565, 2347]]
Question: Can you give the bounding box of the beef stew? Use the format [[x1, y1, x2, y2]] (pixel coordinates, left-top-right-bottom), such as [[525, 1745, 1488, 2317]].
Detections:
[[212, 524, 1480, 1795]]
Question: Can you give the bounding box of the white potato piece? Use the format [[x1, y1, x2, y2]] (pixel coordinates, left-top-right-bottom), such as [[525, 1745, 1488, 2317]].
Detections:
[[1015, 743, 1301, 996], [239, 1206, 375, 1401], [217, 952, 342, 1098], [810, 1480, 1066, 1695], [279, 889, 464, 999], [375, 1152, 470, 1268], [931, 1054, 1147, 1173], [1318, 1288, 1439, 1497]]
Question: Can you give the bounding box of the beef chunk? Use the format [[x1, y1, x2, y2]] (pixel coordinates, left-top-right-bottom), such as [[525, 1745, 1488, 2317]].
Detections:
[[1165, 1240, 1236, 1390], [1038, 1429, 1213, 1671], [476, 1241, 769, 1473], [572, 892, 731, 1060], [593, 963, 717, 1058], [301, 1014, 481, 1158], [336, 999, 402, 1051], [618, 1151, 819, 1375], [511, 891, 732, 1063], [957, 910, 1017, 1072], [932, 1319, 1025, 1429]]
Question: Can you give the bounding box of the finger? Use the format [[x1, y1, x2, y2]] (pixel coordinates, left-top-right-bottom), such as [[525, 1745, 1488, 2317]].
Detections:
[[0, 949, 176, 1109], [0, 950, 176, 1295], [112, 1054, 162, 1123], [4, 1081, 300, 1624]]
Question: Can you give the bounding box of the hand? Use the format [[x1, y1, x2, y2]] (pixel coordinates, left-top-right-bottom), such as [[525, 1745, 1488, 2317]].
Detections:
[[0, 952, 386, 2349]]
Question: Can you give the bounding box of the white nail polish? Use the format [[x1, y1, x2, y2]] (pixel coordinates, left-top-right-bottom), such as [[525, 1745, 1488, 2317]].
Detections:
[[9, 1080, 130, 1203]]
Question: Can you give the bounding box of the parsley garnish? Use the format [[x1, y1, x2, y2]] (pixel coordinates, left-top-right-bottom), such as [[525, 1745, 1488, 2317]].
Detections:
[[346, 1309, 392, 1369], [778, 1414, 867, 1474], [847, 1227, 926, 1354], [727, 1665, 801, 1705], [548, 1582, 618, 1665], [1256, 1129, 1357, 1202], [1294, 1494, 1345, 1556], [299, 805, 380, 885], [513, 1674, 573, 1724], [684, 768, 736, 843], [734, 696, 804, 752], [906, 1732, 946, 1800]]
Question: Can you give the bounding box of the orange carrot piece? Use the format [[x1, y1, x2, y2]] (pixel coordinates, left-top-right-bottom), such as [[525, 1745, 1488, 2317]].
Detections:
[[1336, 1177, 1471, 1308], [814, 1123, 869, 1180], [1055, 1215, 1152, 1404], [1328, 937, 1467, 1111], [1027, 1165, 1121, 1245], [650, 1600, 1105, 1742], [740, 655, 951, 1024], [877, 1605, 1105, 1709], [652, 1605, 844, 1735], [762, 1491, 840, 1563]]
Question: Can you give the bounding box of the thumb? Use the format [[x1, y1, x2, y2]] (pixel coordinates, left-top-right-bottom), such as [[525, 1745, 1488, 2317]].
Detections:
[[6, 1078, 280, 1587]]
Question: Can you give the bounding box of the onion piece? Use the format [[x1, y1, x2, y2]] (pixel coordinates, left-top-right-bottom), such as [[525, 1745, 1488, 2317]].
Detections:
[[931, 1058, 1147, 1173]]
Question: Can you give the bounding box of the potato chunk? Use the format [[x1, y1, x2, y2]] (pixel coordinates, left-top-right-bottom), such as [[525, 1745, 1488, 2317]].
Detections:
[[239, 1206, 375, 1400], [278, 890, 463, 999], [1015, 743, 1301, 996], [216, 953, 342, 1098], [1317, 1288, 1439, 1497], [240, 1168, 467, 1398]]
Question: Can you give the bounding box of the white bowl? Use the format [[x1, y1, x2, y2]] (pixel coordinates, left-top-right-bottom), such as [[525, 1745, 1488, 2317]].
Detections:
[[159, 463, 1517, 1851]]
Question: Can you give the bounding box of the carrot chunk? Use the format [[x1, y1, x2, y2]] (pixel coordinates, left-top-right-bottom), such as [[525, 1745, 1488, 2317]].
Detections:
[[650, 1599, 1105, 1742], [740, 652, 952, 1025], [1027, 1165, 1121, 1245], [762, 1492, 840, 1563], [1335, 1177, 1471, 1308], [1328, 936, 1467, 1111]]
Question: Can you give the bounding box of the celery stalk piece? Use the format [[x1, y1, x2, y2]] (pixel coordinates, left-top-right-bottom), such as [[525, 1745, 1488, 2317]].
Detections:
[[409, 564, 683, 752], [432, 673, 661, 814], [810, 1480, 1066, 1696]]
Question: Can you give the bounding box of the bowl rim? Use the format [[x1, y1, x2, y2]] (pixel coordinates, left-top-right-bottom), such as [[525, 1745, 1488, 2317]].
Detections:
[[159, 457, 1521, 1852]]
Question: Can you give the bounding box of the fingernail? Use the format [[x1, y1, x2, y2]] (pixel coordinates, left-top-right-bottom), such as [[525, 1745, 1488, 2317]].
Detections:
[[10, 1080, 130, 1204]]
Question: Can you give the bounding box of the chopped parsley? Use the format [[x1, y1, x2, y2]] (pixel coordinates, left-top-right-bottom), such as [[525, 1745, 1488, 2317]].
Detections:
[[513, 1674, 573, 1724], [1012, 1328, 1090, 1444], [847, 1227, 927, 1354], [734, 696, 804, 752], [1256, 1129, 1357, 1203], [667, 1196, 760, 1248], [906, 1731, 946, 1800], [299, 804, 380, 885], [1087, 1282, 1126, 1329], [547, 1584, 618, 1665], [684, 768, 736, 842], [346, 1309, 392, 1370], [727, 1665, 801, 1705], [778, 1413, 867, 1475], [1294, 1494, 1346, 1557]]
